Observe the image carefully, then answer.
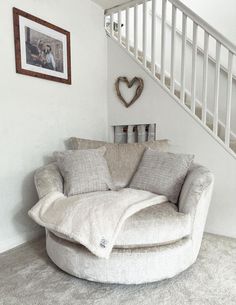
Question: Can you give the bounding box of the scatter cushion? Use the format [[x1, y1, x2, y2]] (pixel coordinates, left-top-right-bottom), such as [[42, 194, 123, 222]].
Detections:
[[54, 147, 114, 196], [130, 150, 194, 203], [69, 137, 170, 189], [51, 200, 191, 248]]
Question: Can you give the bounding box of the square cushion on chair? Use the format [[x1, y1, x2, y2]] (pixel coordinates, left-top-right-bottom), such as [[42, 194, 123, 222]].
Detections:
[[130, 150, 194, 203], [69, 137, 169, 189], [54, 147, 114, 196]]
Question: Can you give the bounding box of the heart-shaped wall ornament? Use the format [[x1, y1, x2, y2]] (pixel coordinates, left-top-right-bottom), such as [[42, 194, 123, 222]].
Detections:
[[115, 77, 144, 108]]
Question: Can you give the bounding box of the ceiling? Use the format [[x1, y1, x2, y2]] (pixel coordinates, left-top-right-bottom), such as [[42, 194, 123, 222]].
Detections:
[[92, 0, 129, 9]]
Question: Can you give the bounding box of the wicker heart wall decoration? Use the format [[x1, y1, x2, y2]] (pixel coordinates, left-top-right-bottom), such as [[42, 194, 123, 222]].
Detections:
[[115, 77, 144, 108]]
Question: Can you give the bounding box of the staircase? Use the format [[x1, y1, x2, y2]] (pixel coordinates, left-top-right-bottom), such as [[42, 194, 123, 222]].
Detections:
[[104, 0, 236, 157]]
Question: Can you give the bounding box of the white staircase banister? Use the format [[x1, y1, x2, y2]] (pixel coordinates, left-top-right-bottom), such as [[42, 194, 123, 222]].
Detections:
[[105, 0, 236, 55], [105, 0, 236, 157]]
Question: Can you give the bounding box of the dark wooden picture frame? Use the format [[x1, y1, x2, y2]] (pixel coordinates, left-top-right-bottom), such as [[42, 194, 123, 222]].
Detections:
[[13, 7, 71, 84]]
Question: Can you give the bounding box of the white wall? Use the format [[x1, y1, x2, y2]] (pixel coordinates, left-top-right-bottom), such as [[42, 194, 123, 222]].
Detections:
[[108, 38, 236, 238], [0, 0, 108, 253]]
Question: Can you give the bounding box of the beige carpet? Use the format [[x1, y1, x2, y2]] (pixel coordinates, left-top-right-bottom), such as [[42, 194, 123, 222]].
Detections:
[[0, 233, 236, 305]]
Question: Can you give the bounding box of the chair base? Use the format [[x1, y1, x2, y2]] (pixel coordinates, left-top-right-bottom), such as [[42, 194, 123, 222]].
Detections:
[[46, 230, 197, 284]]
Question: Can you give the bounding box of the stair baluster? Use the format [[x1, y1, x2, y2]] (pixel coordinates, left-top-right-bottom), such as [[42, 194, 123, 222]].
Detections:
[[151, 0, 157, 76], [202, 31, 209, 125], [143, 0, 147, 67], [225, 52, 233, 146], [180, 13, 187, 103], [170, 4, 176, 94], [161, 0, 167, 84], [213, 41, 221, 135]]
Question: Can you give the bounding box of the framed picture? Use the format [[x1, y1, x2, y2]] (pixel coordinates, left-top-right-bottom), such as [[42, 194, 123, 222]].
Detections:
[[13, 8, 71, 84]]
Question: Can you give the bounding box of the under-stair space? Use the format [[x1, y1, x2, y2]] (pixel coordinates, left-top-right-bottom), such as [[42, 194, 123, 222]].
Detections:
[[104, 0, 236, 157]]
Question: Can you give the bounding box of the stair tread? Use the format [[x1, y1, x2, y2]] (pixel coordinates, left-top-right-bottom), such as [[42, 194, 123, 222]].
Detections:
[[230, 141, 236, 153]]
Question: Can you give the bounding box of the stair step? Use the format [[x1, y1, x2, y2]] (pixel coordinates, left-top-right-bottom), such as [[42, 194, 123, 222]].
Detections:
[[230, 140, 236, 153], [185, 101, 202, 119]]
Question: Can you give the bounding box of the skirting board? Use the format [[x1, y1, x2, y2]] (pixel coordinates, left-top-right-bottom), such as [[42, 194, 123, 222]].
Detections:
[[0, 229, 44, 254]]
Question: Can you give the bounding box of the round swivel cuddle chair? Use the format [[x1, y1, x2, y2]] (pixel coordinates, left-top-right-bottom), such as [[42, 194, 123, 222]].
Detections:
[[34, 138, 214, 284]]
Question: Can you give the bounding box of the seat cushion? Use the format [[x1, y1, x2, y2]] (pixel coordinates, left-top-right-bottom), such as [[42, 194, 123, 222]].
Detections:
[[69, 137, 169, 189], [51, 201, 191, 249], [114, 202, 191, 248]]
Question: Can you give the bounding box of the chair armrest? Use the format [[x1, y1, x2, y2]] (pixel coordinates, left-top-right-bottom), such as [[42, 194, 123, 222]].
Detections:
[[34, 163, 63, 199], [178, 163, 214, 224], [178, 163, 214, 261]]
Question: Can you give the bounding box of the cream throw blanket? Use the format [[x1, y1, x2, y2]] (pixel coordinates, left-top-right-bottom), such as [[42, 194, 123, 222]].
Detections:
[[29, 188, 167, 258]]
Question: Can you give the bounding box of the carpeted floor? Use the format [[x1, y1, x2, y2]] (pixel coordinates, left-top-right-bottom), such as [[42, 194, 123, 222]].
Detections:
[[0, 233, 236, 305]]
